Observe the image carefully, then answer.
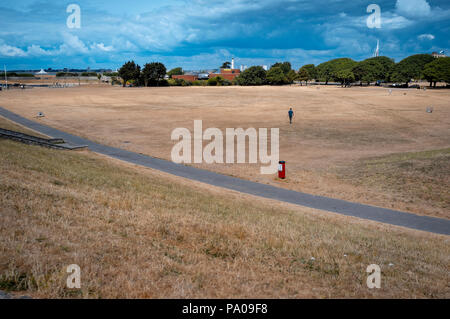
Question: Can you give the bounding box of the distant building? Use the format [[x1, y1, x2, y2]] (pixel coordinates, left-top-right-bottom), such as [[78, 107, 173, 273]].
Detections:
[[100, 75, 112, 83], [208, 68, 241, 81], [172, 74, 198, 82], [172, 66, 242, 82], [432, 51, 446, 58], [197, 73, 210, 80], [35, 69, 48, 75]]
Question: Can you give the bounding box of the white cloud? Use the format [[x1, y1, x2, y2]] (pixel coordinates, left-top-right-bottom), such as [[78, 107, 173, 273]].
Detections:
[[380, 13, 414, 30], [26, 45, 53, 56], [396, 0, 431, 18], [1, 0, 449, 68], [418, 34, 435, 41], [59, 33, 89, 54], [0, 34, 116, 58], [322, 26, 372, 55], [346, 11, 413, 30], [0, 44, 26, 57], [90, 43, 114, 52]]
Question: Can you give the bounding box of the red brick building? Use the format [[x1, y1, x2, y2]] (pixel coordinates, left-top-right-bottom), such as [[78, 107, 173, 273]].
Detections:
[[172, 68, 241, 82], [172, 74, 198, 82], [208, 68, 241, 81]]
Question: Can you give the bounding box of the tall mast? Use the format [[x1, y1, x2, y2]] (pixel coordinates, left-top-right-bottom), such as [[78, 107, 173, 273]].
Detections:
[[375, 40, 380, 57]]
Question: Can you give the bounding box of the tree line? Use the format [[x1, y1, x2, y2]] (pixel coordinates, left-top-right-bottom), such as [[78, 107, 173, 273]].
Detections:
[[56, 72, 99, 77], [307, 54, 450, 87], [117, 54, 450, 88], [4, 72, 35, 78], [236, 54, 449, 87], [118, 61, 167, 87]]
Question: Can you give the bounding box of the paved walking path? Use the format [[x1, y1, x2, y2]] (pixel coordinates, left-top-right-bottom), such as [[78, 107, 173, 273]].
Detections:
[[1, 106, 449, 235], [0, 290, 31, 299]]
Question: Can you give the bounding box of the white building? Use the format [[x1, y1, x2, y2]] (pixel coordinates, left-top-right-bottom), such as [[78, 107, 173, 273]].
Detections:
[[35, 69, 48, 75], [432, 51, 446, 58]]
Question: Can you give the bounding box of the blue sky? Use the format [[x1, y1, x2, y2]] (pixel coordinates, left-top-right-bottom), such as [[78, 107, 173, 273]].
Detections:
[[1, 0, 449, 70]]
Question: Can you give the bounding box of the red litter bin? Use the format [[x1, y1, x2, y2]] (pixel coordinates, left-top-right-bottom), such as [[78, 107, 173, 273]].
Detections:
[[278, 161, 286, 179]]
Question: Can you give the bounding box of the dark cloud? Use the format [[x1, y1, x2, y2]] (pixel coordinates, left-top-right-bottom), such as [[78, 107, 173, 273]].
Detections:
[[1, 0, 449, 69]]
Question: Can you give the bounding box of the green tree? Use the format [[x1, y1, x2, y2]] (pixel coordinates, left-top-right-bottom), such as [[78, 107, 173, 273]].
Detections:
[[271, 62, 292, 75], [207, 77, 218, 86], [142, 62, 167, 86], [207, 76, 226, 86], [266, 67, 288, 85], [118, 61, 141, 87], [298, 64, 316, 85], [423, 57, 450, 87], [220, 62, 231, 69], [352, 56, 395, 85], [334, 69, 355, 87], [286, 69, 298, 84], [390, 54, 435, 85], [167, 67, 183, 78], [297, 69, 309, 85], [103, 72, 119, 77], [168, 78, 191, 86], [316, 58, 357, 84], [235, 66, 267, 86], [302, 64, 317, 80]]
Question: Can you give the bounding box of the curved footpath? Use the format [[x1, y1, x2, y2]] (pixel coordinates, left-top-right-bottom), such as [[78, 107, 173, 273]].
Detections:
[[1, 106, 449, 235]]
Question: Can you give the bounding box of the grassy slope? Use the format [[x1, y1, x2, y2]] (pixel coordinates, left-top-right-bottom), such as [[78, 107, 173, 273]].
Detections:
[[0, 137, 449, 298], [336, 149, 450, 218], [0, 115, 48, 138]]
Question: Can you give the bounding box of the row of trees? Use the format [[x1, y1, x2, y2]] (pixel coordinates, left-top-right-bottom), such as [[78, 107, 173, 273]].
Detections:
[[299, 54, 450, 87], [236, 62, 298, 86], [118, 60, 301, 87], [117, 54, 450, 88], [4, 72, 35, 77], [423, 57, 450, 86], [236, 54, 450, 87], [118, 61, 167, 87]]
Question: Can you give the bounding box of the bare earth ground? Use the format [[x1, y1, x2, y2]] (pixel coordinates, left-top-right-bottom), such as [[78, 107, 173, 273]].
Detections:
[[0, 85, 449, 219], [0, 77, 102, 85], [0, 119, 449, 298]]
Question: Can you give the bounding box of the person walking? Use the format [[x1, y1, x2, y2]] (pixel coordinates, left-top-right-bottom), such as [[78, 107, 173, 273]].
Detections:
[[288, 108, 294, 124]]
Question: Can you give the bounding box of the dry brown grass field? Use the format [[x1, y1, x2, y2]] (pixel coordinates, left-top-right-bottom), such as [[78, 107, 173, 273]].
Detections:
[[0, 85, 449, 218], [0, 117, 449, 298]]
